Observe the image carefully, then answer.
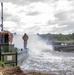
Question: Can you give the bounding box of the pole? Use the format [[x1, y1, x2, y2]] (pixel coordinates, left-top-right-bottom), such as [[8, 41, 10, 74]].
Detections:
[[0, 3, 3, 61], [1, 2, 3, 31], [1, 3, 4, 44]]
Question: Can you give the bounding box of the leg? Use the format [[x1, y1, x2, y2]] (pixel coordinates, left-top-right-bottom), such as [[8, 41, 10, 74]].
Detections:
[[24, 41, 27, 49]]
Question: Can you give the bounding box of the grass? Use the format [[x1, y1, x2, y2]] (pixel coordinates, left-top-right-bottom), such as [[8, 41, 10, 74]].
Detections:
[[0, 61, 4, 67], [55, 40, 74, 43]]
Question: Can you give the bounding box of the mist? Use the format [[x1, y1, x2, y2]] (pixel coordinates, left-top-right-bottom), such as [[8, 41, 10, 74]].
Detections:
[[27, 34, 53, 56]]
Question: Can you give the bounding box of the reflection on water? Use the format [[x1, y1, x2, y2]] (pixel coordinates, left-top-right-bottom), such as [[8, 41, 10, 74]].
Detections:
[[13, 34, 74, 75]]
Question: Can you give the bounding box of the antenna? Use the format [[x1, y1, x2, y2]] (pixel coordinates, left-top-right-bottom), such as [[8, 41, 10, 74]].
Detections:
[[1, 2, 3, 31]]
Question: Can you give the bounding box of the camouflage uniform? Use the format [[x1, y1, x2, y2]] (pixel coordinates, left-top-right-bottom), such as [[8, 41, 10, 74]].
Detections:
[[22, 33, 29, 49]]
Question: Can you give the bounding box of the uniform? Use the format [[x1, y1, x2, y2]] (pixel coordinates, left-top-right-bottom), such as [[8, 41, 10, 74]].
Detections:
[[22, 33, 29, 49]]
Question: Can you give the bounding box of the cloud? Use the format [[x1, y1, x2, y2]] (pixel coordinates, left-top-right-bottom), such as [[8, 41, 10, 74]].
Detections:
[[0, 0, 74, 34], [54, 6, 74, 29], [26, 11, 40, 16], [55, 11, 68, 21], [4, 21, 17, 27], [0, 0, 59, 5]]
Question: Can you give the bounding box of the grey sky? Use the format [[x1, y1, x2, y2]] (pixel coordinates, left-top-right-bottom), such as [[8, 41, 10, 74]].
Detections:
[[0, 0, 74, 34]]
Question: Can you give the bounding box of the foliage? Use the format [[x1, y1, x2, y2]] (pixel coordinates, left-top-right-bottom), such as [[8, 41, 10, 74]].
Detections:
[[39, 33, 74, 41], [0, 61, 4, 66]]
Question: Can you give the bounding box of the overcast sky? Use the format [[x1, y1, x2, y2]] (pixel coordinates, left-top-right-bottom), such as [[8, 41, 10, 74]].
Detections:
[[0, 0, 74, 34]]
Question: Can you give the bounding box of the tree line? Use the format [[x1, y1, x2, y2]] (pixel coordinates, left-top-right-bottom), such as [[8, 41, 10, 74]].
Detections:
[[38, 33, 74, 41]]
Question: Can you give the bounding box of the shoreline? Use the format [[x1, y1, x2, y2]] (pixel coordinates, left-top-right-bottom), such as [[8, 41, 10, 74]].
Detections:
[[0, 66, 55, 75], [0, 66, 74, 75]]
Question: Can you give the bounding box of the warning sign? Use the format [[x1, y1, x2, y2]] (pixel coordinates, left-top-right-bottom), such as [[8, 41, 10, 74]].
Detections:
[[7, 56, 12, 60]]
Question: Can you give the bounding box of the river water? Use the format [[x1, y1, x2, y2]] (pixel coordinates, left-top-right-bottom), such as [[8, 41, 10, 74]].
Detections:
[[13, 34, 74, 75]]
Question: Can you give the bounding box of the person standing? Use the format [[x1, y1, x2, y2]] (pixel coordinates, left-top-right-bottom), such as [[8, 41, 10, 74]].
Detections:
[[22, 33, 29, 49]]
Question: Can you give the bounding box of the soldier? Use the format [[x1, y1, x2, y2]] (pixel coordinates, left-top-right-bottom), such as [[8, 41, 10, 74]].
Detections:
[[22, 33, 29, 49]]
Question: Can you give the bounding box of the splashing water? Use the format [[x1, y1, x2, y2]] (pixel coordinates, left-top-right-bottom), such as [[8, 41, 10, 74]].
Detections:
[[27, 35, 53, 56], [13, 34, 74, 75], [12, 34, 24, 49]]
